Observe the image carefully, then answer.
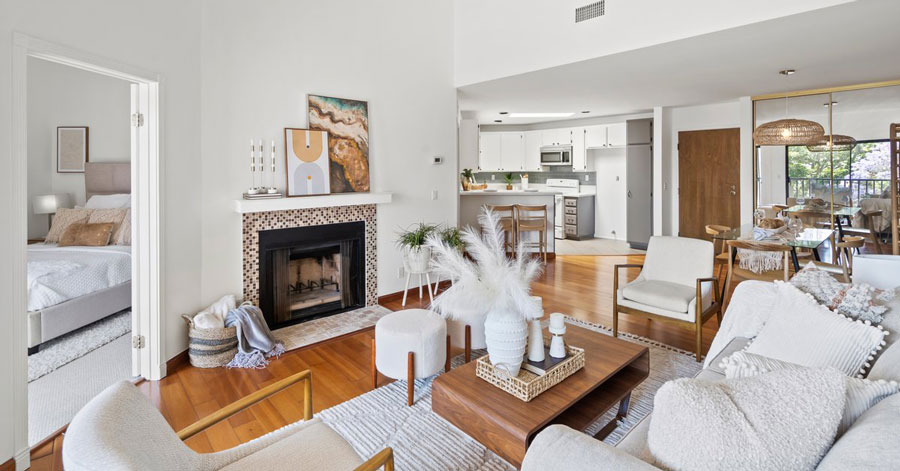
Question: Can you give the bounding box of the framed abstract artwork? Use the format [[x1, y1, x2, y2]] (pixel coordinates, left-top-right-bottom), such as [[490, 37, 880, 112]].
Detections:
[[57, 126, 89, 173], [307, 94, 370, 193], [284, 128, 331, 197]]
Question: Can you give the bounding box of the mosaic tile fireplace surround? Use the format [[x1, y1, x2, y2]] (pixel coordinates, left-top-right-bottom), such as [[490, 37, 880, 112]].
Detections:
[[242, 204, 378, 327]]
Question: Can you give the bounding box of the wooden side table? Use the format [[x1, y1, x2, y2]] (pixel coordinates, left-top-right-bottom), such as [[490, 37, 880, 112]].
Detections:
[[28, 238, 45, 245]]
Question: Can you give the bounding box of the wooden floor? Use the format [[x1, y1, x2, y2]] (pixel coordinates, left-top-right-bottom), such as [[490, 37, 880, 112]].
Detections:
[[31, 253, 732, 469]]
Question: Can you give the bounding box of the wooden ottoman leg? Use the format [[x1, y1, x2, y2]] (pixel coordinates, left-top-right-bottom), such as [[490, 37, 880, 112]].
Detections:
[[371, 337, 377, 389], [407, 352, 415, 406], [445, 334, 451, 372], [465, 325, 472, 363]]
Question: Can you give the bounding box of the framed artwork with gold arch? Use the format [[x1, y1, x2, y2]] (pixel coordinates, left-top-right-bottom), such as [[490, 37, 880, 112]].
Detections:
[[284, 128, 331, 197]]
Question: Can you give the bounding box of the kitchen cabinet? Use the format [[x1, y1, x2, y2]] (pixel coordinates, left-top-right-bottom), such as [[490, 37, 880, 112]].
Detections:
[[571, 126, 586, 170], [479, 132, 502, 171], [500, 132, 525, 170], [541, 128, 571, 146], [585, 125, 607, 148], [607, 123, 626, 147], [563, 195, 595, 240], [524, 131, 542, 171], [458, 119, 479, 172]]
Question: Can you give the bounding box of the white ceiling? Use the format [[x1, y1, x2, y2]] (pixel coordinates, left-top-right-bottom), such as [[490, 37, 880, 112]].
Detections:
[[458, 0, 900, 125]]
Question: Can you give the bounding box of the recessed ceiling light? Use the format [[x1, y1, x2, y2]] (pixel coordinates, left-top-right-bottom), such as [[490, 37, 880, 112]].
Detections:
[[499, 111, 509, 115], [779, 69, 795, 76], [507, 112, 575, 118], [494, 119, 503, 123], [581, 111, 591, 114]]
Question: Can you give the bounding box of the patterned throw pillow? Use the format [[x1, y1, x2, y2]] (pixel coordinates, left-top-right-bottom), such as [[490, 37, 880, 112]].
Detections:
[[115, 208, 131, 245], [791, 262, 893, 323], [45, 208, 92, 243], [88, 208, 128, 244], [59, 222, 115, 247]]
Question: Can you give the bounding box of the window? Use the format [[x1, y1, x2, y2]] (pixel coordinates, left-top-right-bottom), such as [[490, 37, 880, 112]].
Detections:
[[786, 140, 891, 204]]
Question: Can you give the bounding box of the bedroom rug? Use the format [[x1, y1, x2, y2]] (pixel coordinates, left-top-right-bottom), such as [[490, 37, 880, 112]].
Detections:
[[319, 316, 703, 470], [28, 309, 131, 382], [28, 333, 132, 445], [274, 305, 392, 352]]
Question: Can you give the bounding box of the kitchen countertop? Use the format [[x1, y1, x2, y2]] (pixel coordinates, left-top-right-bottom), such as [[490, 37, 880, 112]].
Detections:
[[460, 188, 596, 197]]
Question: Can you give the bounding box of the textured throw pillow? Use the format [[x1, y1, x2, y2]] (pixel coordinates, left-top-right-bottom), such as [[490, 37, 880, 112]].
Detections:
[[84, 193, 131, 209], [791, 262, 893, 323], [648, 368, 846, 471], [59, 222, 115, 247], [746, 282, 888, 377], [721, 351, 899, 435], [45, 208, 92, 243], [87, 208, 128, 242], [115, 208, 132, 245]]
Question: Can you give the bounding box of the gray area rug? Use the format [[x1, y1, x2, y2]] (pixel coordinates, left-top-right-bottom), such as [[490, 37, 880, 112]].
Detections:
[[28, 310, 131, 382], [274, 305, 392, 352], [319, 316, 702, 470]]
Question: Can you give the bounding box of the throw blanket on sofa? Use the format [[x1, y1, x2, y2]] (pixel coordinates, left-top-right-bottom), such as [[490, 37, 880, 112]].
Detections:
[[225, 303, 285, 368]]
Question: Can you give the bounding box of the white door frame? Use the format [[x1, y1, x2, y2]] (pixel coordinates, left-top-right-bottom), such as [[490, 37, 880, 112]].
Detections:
[[11, 33, 165, 421]]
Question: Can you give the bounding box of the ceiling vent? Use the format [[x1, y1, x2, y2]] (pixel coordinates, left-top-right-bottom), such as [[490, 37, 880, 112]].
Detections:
[[575, 0, 605, 23]]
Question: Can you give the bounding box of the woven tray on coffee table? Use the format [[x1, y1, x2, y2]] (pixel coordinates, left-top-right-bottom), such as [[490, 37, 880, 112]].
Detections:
[[475, 344, 585, 402]]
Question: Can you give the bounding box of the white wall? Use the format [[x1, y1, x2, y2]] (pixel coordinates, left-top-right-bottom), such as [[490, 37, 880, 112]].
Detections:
[[453, 0, 852, 87], [661, 100, 744, 235], [1, 1, 203, 464], [198, 0, 458, 327], [26, 57, 131, 238], [589, 150, 627, 239]]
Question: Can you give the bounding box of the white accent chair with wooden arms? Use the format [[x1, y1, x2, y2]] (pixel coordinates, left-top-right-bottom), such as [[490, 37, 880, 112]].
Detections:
[[63, 371, 394, 471], [613, 236, 721, 362]]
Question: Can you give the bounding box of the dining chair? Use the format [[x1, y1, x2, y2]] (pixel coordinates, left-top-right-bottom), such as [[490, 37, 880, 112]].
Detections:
[[842, 210, 885, 254], [723, 240, 793, 307], [515, 204, 548, 261], [486, 205, 517, 256], [704, 224, 732, 283], [806, 236, 865, 283]]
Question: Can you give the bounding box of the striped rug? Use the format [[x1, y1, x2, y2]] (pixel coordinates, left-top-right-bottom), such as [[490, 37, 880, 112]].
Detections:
[[319, 316, 702, 470]]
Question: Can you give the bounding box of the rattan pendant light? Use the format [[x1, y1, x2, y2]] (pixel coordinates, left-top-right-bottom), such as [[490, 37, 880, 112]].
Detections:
[[806, 134, 857, 152], [753, 69, 826, 146]]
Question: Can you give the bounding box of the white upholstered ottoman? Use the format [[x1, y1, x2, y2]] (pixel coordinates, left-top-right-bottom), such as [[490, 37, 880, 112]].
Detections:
[[371, 309, 449, 405]]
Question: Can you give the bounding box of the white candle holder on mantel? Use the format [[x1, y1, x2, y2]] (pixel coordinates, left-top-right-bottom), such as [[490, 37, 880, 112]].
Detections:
[[243, 138, 284, 200]]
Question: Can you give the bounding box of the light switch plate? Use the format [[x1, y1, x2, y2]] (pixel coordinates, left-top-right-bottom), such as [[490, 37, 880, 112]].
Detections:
[[431, 189, 438, 200]]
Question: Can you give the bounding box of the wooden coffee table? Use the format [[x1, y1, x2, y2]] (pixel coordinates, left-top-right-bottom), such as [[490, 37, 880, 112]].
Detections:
[[432, 324, 649, 468]]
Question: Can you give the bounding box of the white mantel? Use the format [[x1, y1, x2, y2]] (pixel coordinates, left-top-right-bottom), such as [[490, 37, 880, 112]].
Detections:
[[234, 192, 393, 214]]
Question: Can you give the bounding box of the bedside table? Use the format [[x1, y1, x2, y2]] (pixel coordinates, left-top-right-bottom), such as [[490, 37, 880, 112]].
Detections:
[[28, 238, 45, 245]]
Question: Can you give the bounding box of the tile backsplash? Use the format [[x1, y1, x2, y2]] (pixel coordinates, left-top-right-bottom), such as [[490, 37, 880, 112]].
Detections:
[[473, 171, 596, 184]]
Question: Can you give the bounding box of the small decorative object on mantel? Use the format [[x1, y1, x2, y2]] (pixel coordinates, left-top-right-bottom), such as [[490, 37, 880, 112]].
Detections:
[[284, 128, 331, 197], [548, 312, 567, 359], [243, 138, 284, 200], [475, 341, 585, 402]]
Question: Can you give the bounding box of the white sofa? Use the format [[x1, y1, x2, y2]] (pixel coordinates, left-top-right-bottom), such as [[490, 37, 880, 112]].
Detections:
[[522, 278, 900, 471]]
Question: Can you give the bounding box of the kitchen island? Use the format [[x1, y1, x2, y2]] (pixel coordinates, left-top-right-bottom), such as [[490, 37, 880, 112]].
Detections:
[[459, 189, 557, 254]]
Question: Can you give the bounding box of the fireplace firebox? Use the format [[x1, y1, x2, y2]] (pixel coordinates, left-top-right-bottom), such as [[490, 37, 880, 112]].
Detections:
[[258, 221, 364, 329]]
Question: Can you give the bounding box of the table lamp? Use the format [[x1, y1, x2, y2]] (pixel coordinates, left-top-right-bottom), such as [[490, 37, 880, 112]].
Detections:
[[33, 194, 60, 229]]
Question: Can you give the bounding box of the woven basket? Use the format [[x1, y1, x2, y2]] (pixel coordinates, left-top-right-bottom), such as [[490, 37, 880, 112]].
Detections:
[[182, 313, 238, 368], [475, 342, 585, 402]]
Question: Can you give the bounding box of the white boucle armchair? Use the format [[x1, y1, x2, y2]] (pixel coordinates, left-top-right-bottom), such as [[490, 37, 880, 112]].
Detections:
[[63, 371, 394, 471], [614, 236, 721, 362]]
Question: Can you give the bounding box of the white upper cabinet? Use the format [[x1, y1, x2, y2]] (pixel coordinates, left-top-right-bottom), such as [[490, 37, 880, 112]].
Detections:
[[458, 119, 480, 172], [478, 132, 502, 171], [571, 127, 586, 170], [541, 128, 572, 146], [607, 123, 626, 147], [524, 131, 542, 171], [500, 132, 525, 171], [585, 125, 608, 148]]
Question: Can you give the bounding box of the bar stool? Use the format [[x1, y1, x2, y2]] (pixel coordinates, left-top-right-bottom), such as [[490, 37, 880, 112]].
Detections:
[[486, 204, 516, 256], [515, 204, 548, 261]]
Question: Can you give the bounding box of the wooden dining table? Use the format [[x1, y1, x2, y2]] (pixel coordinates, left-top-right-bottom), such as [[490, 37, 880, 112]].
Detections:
[[783, 205, 861, 239]]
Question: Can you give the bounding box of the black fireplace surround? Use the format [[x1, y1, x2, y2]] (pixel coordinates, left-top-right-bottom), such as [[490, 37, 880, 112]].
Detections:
[[258, 221, 364, 329]]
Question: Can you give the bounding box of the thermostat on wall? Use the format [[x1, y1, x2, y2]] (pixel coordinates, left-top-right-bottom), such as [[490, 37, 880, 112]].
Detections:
[[432, 156, 443, 164]]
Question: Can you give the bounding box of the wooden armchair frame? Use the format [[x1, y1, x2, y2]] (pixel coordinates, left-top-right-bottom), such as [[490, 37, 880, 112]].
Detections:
[[177, 370, 395, 471], [613, 264, 721, 362]]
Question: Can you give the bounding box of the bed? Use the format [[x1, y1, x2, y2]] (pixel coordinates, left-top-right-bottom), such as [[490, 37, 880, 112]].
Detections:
[[27, 162, 132, 354]]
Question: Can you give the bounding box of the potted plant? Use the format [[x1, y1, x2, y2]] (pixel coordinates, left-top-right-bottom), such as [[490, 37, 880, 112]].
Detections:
[[440, 226, 465, 252], [427, 209, 543, 377], [397, 223, 438, 273], [504, 172, 514, 190], [460, 168, 475, 191]]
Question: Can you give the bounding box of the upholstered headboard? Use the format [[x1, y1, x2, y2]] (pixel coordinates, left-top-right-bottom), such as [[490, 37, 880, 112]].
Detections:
[[85, 162, 130, 200]]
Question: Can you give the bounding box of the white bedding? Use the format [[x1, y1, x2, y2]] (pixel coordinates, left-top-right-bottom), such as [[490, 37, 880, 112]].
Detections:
[[27, 244, 132, 312]]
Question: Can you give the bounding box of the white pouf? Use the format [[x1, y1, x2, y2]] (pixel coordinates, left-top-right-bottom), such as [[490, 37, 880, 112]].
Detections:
[[373, 309, 448, 405]]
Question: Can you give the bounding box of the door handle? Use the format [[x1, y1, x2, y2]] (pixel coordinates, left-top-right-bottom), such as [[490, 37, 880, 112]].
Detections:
[[627, 190, 632, 198], [730, 184, 736, 196]]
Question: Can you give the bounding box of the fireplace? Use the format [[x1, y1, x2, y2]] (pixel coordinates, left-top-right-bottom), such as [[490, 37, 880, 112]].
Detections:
[[258, 221, 365, 329]]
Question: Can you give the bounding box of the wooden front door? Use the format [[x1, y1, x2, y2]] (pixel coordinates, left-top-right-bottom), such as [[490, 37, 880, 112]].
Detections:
[[678, 128, 741, 240]]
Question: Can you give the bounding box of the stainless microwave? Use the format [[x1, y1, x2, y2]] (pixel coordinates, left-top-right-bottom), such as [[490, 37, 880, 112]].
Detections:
[[540, 145, 572, 166]]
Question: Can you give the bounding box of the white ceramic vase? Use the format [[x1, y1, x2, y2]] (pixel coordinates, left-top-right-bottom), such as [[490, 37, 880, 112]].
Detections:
[[403, 246, 432, 274], [484, 311, 527, 377]]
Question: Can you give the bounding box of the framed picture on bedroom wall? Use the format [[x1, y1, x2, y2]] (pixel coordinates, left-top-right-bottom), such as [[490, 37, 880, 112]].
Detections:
[[284, 128, 331, 197], [57, 126, 89, 173]]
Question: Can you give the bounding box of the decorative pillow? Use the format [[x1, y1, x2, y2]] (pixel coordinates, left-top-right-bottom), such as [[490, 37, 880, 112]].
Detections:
[[115, 208, 132, 245], [721, 351, 899, 435], [45, 208, 92, 243], [648, 367, 846, 471], [84, 193, 131, 209], [790, 262, 893, 323], [59, 222, 115, 247], [87, 208, 128, 242], [746, 282, 888, 377]]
